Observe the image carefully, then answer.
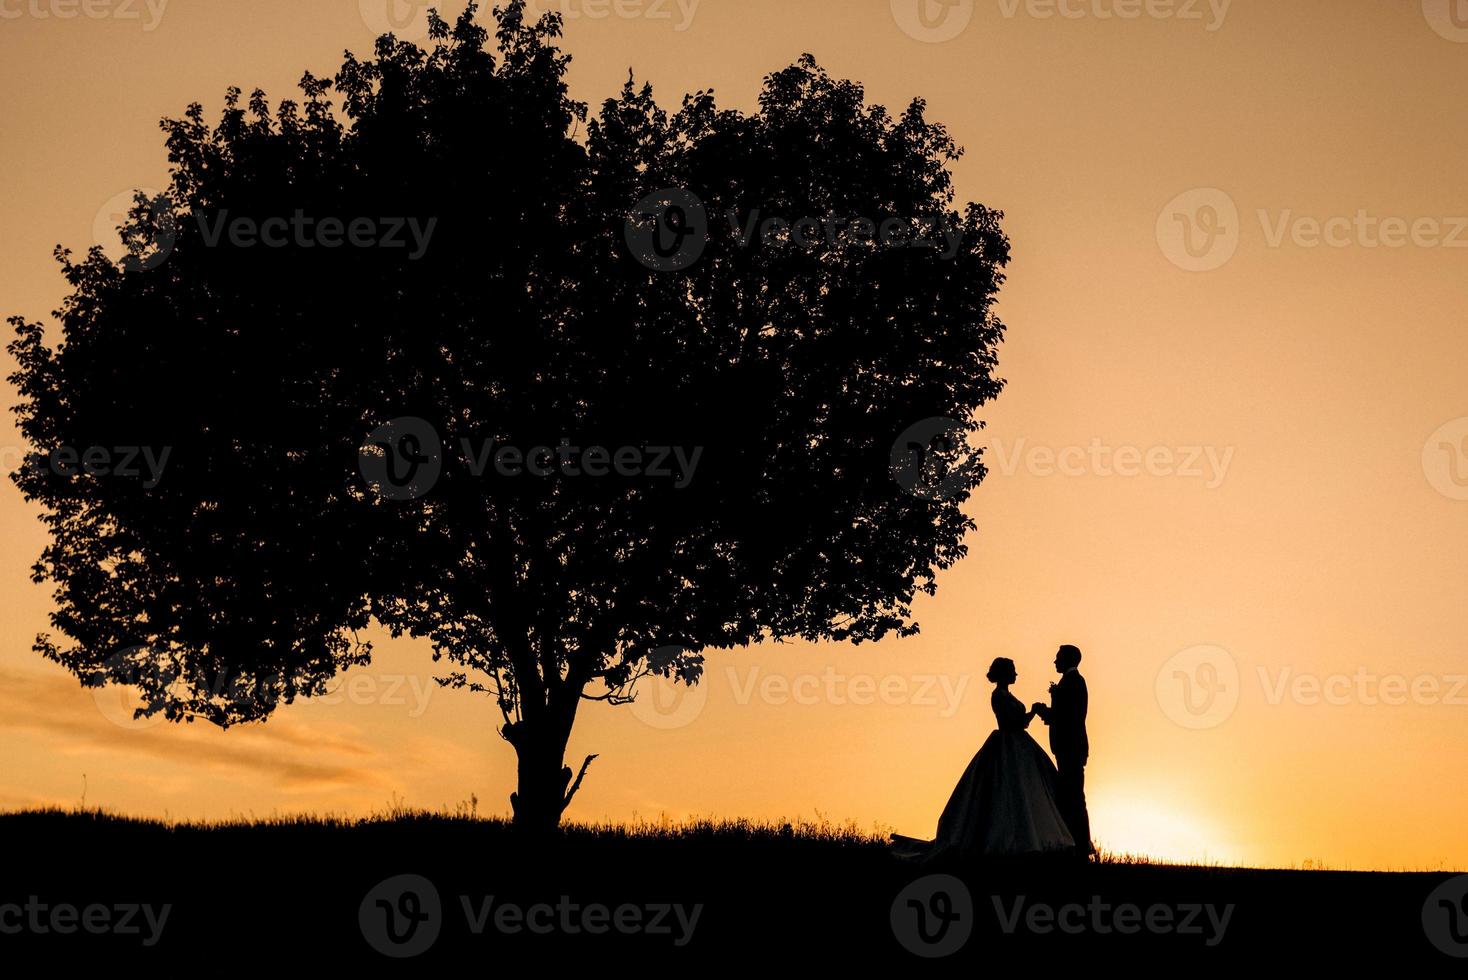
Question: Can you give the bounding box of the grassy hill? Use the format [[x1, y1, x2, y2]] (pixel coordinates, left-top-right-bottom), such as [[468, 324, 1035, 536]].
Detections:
[[0, 808, 1459, 967]]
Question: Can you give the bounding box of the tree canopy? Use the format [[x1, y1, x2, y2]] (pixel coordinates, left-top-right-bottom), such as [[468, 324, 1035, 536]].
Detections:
[[9, 0, 1009, 828]]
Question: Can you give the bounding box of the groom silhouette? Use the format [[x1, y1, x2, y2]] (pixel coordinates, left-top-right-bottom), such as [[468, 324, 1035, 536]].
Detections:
[[1033, 644, 1093, 858]]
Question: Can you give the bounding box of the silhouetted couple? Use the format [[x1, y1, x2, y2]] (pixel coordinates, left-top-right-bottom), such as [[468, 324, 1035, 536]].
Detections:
[[894, 645, 1094, 861]]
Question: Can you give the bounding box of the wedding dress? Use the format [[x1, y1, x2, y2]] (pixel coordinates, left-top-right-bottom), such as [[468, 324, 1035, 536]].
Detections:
[[893, 688, 1075, 860]]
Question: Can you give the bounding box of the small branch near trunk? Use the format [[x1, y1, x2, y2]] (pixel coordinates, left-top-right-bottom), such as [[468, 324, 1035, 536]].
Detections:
[[561, 753, 598, 813]]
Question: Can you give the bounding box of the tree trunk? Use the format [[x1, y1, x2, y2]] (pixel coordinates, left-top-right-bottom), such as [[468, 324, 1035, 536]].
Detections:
[[503, 716, 595, 835], [510, 732, 569, 834]]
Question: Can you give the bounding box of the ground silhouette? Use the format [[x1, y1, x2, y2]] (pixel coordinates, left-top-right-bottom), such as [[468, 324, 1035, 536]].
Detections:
[[0, 809, 1455, 967]]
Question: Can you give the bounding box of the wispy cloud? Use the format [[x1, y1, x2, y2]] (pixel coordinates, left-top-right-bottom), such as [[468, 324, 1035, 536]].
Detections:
[[0, 667, 391, 793]]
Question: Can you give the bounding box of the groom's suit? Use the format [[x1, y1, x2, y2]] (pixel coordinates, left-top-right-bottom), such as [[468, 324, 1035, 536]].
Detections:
[[1035, 669, 1092, 856]]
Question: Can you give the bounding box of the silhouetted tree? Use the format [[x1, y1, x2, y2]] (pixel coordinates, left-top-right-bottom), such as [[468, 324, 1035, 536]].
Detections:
[[9, 1, 1009, 831]]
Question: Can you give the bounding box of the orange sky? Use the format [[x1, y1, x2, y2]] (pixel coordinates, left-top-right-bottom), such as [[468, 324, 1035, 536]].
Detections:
[[3, 0, 1468, 870]]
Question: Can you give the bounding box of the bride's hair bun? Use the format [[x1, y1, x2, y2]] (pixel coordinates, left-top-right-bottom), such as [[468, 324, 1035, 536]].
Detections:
[[986, 657, 1016, 683]]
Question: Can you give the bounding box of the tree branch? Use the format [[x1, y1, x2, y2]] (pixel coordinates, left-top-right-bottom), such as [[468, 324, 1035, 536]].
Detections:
[[560, 753, 598, 812]]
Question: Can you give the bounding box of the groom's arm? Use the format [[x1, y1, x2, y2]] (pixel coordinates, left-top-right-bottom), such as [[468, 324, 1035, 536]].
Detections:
[[1053, 673, 1085, 726]]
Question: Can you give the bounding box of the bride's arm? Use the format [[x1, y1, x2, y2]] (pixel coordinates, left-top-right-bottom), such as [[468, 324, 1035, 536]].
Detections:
[[1016, 700, 1037, 728]]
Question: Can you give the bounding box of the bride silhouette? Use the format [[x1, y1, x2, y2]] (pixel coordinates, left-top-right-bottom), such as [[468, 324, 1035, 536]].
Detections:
[[892, 657, 1075, 861]]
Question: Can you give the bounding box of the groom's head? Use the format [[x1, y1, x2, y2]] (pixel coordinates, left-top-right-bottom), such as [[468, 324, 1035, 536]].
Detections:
[[1055, 645, 1083, 673]]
